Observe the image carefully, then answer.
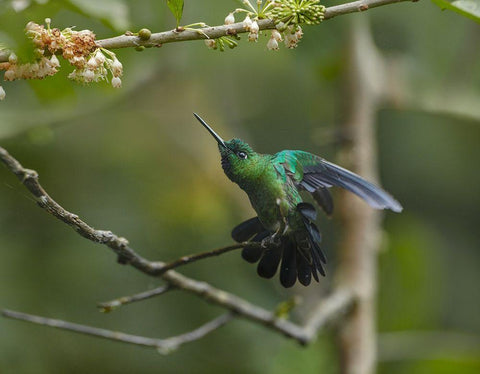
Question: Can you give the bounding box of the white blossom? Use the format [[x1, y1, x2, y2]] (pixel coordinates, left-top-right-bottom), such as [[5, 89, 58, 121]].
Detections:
[[8, 53, 17, 64], [111, 58, 123, 77], [271, 29, 283, 42], [224, 13, 235, 25], [243, 15, 253, 30], [4, 69, 16, 81], [250, 20, 259, 34], [49, 55, 60, 68], [204, 39, 216, 49], [267, 37, 279, 51], [111, 76, 122, 88]]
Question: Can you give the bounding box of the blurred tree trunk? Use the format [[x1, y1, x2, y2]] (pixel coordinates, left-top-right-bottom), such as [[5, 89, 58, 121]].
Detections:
[[335, 16, 386, 374]]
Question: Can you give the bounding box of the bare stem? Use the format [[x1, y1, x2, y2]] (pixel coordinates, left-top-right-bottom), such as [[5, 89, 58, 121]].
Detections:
[[153, 243, 257, 276], [2, 309, 234, 353], [98, 285, 174, 312]]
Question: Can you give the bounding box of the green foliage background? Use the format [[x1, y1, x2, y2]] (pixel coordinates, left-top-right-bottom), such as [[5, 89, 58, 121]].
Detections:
[[0, 1, 479, 373]]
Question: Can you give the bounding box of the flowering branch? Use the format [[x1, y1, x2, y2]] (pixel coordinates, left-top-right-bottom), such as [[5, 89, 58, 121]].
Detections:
[[96, 0, 410, 50], [0, 0, 413, 100]]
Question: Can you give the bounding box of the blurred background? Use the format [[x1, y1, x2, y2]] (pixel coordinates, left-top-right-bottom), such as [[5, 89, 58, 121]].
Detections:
[[1, 0, 479, 373]]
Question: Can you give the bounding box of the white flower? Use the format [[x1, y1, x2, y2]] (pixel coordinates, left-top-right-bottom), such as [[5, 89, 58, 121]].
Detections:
[[243, 15, 253, 30], [111, 58, 123, 77], [284, 32, 299, 49], [248, 32, 258, 42], [0, 86, 5, 100], [8, 53, 17, 63], [204, 39, 216, 49], [94, 51, 106, 65], [224, 13, 235, 25], [271, 29, 283, 42], [250, 20, 259, 34], [71, 56, 86, 67], [4, 69, 16, 81], [267, 37, 279, 50], [83, 69, 95, 82], [295, 26, 303, 39], [49, 55, 60, 68], [87, 57, 98, 69], [111, 76, 122, 88]]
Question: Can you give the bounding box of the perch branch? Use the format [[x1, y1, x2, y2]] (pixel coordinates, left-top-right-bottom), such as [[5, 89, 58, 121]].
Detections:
[[2, 309, 234, 353], [153, 243, 257, 276], [0, 145, 354, 345]]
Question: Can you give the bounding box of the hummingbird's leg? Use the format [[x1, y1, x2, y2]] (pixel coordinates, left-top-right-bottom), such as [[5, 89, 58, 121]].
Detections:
[[261, 227, 282, 248]]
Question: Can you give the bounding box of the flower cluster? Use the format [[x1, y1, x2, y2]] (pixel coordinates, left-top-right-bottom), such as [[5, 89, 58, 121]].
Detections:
[[1, 18, 124, 99], [269, 0, 325, 26], [2, 52, 60, 81], [68, 48, 123, 87], [216, 0, 323, 52]]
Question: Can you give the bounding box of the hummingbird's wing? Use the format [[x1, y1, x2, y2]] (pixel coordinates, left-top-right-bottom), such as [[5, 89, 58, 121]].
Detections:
[[275, 150, 403, 213]]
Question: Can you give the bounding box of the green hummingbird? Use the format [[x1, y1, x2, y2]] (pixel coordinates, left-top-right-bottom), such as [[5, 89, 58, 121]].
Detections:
[[194, 113, 402, 288]]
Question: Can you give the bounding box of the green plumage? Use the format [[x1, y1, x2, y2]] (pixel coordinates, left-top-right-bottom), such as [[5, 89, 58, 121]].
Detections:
[[194, 114, 402, 287]]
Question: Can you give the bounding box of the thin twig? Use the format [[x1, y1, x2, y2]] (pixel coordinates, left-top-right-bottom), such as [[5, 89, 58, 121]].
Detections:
[[0, 145, 354, 344], [153, 243, 258, 276], [98, 285, 174, 312], [2, 309, 234, 353]]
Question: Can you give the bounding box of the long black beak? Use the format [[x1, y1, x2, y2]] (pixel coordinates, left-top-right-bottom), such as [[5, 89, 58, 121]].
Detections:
[[193, 113, 227, 148]]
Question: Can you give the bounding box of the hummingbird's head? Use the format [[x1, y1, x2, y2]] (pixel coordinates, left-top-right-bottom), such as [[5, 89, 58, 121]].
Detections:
[[194, 113, 262, 186]]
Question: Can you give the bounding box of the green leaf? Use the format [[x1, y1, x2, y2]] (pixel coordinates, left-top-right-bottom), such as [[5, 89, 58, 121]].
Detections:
[[166, 0, 184, 27], [432, 0, 480, 23]]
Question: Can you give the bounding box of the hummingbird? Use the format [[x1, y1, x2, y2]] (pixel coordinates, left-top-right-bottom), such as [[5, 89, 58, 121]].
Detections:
[[194, 113, 402, 288]]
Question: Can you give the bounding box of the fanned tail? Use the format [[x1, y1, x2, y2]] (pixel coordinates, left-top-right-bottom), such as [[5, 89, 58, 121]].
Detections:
[[231, 203, 326, 288]]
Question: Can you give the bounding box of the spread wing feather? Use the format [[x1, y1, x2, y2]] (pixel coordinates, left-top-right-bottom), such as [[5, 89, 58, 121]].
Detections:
[[274, 150, 402, 214]]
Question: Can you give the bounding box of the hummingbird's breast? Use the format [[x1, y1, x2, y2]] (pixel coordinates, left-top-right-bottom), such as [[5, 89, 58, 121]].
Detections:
[[242, 163, 302, 232]]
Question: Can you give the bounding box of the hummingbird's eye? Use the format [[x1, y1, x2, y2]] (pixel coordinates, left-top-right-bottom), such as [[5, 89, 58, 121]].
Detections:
[[237, 151, 248, 159]]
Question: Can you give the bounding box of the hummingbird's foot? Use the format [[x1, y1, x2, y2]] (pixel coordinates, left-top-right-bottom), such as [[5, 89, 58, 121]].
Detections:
[[261, 232, 282, 248]]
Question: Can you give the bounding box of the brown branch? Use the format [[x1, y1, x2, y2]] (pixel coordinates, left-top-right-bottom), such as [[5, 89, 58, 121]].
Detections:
[[2, 309, 234, 353], [98, 285, 174, 312], [0, 145, 354, 345]]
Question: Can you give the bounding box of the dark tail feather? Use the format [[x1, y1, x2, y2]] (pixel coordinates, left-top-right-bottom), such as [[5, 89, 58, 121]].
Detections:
[[232, 205, 326, 287], [296, 250, 312, 286], [297, 203, 327, 280], [280, 241, 297, 288], [231, 217, 265, 242], [257, 247, 282, 279]]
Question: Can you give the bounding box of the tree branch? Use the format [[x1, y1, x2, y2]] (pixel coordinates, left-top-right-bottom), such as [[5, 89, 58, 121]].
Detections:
[[0, 0, 413, 63], [95, 0, 411, 49], [0, 145, 354, 346], [2, 309, 234, 353]]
